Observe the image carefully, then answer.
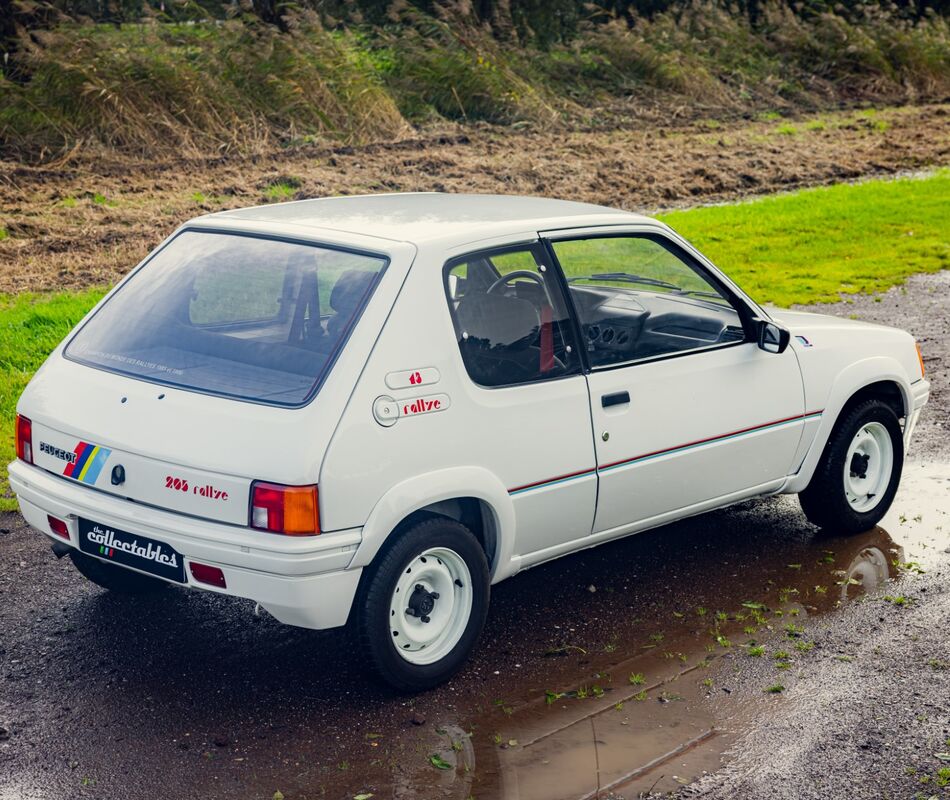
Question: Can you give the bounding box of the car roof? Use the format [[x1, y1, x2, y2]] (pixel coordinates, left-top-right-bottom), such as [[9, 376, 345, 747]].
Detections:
[[202, 192, 654, 247]]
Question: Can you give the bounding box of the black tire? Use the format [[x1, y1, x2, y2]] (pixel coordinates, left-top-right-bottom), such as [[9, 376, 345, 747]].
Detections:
[[799, 398, 904, 535], [354, 517, 490, 693], [68, 550, 169, 594]]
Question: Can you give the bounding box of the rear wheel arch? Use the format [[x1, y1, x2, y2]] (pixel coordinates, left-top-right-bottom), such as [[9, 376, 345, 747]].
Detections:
[[374, 497, 499, 575], [348, 467, 515, 579]]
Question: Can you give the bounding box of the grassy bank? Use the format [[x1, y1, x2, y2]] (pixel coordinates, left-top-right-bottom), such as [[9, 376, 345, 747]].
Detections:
[[1, 171, 947, 508], [2, 2, 949, 161], [662, 170, 950, 305]]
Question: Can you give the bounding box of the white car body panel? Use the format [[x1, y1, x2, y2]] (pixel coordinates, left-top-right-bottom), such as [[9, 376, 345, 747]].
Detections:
[[586, 341, 807, 533], [10, 193, 929, 630], [320, 243, 597, 578]]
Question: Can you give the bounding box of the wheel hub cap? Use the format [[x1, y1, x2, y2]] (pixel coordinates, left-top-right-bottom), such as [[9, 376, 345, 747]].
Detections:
[[849, 451, 870, 480], [406, 584, 439, 622]]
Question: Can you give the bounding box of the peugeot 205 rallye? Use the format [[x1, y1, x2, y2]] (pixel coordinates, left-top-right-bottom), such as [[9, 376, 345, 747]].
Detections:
[[10, 193, 929, 691]]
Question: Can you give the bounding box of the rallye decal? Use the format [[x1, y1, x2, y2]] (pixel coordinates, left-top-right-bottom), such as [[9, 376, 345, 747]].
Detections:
[[400, 393, 451, 418], [63, 441, 112, 485]]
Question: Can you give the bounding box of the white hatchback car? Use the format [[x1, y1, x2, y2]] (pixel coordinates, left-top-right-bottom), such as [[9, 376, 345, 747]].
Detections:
[[10, 194, 928, 690]]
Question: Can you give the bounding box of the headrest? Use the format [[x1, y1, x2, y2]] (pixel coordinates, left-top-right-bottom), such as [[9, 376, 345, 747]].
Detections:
[[455, 292, 539, 350], [330, 269, 377, 313]]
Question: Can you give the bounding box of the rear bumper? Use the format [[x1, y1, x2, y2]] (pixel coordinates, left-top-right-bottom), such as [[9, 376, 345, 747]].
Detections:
[[9, 460, 362, 630]]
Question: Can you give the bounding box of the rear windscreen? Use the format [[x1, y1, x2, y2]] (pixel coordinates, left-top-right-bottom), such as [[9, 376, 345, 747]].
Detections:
[[65, 230, 388, 406]]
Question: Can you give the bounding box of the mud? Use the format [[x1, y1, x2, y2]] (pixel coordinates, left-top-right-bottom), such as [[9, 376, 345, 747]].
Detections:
[[0, 103, 948, 294]]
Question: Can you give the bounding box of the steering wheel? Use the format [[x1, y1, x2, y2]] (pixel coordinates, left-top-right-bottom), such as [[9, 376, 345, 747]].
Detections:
[[487, 270, 544, 295]]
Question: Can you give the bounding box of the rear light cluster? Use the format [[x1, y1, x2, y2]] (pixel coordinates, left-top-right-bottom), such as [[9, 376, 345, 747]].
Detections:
[[250, 482, 320, 536], [16, 415, 32, 463]]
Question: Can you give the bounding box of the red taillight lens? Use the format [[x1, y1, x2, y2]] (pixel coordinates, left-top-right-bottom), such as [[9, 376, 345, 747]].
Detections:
[[47, 514, 69, 540], [250, 482, 319, 536], [189, 562, 227, 588], [16, 415, 33, 464]]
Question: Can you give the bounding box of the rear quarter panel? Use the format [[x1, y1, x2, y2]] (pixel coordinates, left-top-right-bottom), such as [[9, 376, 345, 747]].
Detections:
[[318, 237, 598, 581]]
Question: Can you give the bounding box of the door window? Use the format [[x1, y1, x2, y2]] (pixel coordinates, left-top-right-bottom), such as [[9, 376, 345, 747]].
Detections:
[[444, 244, 580, 388], [551, 235, 747, 368]]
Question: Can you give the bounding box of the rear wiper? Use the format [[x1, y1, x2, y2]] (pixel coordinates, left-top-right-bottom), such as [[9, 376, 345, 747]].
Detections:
[[569, 272, 683, 292]]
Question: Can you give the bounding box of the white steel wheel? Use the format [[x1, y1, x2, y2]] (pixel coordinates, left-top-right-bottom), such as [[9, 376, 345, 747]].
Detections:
[[799, 399, 903, 535], [388, 547, 474, 666], [843, 421, 893, 513]]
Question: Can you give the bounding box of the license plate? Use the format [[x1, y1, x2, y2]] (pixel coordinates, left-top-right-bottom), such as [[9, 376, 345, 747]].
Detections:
[[78, 518, 185, 584]]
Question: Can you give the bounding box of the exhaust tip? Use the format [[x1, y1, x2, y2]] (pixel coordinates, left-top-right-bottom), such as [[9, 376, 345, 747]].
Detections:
[[50, 540, 71, 559]]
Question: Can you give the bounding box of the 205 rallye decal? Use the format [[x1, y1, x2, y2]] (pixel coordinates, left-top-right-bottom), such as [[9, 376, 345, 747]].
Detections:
[[40, 439, 112, 485]]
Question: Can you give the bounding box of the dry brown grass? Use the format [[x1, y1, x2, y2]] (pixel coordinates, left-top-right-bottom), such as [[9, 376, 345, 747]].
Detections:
[[1, 103, 947, 295]]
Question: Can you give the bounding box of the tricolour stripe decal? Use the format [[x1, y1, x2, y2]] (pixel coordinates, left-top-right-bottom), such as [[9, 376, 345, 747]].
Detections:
[[509, 467, 597, 496], [77, 446, 101, 482], [62, 440, 113, 485], [80, 447, 111, 484], [508, 410, 823, 495], [68, 442, 93, 478]]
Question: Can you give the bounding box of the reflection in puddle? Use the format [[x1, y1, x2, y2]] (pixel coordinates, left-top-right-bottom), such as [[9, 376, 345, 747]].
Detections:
[[372, 462, 948, 800], [442, 528, 903, 800]]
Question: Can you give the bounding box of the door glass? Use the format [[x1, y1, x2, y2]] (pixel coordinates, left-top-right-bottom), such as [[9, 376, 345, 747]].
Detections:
[[444, 244, 580, 387], [552, 235, 746, 367]]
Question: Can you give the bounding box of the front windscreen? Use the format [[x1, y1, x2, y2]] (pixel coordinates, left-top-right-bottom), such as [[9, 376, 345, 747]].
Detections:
[[66, 230, 388, 406]]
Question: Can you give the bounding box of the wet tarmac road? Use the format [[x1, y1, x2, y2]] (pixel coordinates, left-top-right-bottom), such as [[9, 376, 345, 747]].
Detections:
[[1, 459, 947, 800]]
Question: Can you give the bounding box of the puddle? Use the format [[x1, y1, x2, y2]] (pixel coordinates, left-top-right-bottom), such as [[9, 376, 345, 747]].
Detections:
[[335, 461, 950, 800]]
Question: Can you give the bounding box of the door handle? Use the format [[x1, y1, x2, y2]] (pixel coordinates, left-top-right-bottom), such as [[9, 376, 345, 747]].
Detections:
[[601, 391, 630, 408]]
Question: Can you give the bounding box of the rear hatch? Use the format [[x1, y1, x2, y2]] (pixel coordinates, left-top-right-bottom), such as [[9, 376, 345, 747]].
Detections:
[[19, 225, 405, 527], [31, 415, 252, 525]]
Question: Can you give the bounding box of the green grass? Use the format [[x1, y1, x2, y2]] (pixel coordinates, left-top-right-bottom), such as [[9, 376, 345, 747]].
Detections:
[[0, 171, 947, 509], [264, 180, 300, 202], [0, 290, 106, 508], [658, 170, 950, 306]]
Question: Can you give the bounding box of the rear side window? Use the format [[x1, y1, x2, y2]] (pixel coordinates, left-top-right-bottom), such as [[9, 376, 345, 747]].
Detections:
[[444, 243, 580, 388], [66, 230, 388, 406]]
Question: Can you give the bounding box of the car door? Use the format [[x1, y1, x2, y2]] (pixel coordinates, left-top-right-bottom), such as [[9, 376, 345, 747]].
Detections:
[[545, 227, 808, 536], [442, 242, 598, 560]]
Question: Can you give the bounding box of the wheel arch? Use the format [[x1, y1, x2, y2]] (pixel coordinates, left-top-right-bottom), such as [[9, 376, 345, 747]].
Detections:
[[786, 358, 912, 493], [347, 466, 516, 584]]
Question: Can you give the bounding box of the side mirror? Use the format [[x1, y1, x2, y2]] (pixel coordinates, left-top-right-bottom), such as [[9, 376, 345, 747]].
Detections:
[[755, 317, 791, 354]]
